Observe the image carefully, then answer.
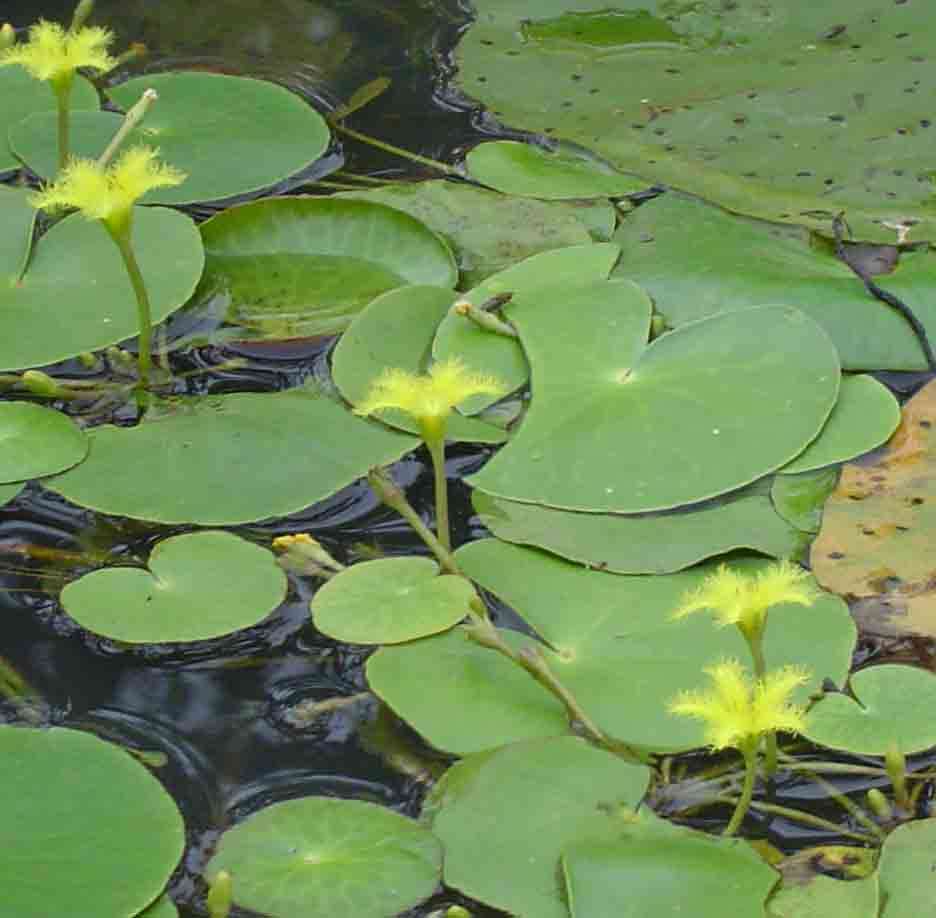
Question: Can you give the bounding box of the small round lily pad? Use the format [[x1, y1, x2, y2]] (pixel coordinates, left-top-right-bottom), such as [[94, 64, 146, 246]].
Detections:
[[11, 72, 332, 204], [332, 285, 507, 443], [0, 725, 184, 918], [312, 557, 476, 644], [425, 736, 650, 918], [61, 531, 287, 643], [804, 664, 936, 755], [0, 402, 88, 482], [563, 819, 779, 918], [206, 797, 442, 918], [467, 139, 647, 200]]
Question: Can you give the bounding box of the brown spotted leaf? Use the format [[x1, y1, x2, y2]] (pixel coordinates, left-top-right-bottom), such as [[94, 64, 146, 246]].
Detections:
[[812, 379, 936, 637]]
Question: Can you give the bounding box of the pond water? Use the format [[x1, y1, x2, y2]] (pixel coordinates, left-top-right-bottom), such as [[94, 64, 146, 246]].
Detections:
[[4, 1, 936, 916]]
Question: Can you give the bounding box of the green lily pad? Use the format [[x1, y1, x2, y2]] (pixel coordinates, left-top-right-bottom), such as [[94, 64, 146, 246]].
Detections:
[[61, 531, 287, 643], [339, 179, 611, 288], [194, 196, 456, 339], [0, 725, 184, 918], [771, 468, 840, 534], [878, 818, 936, 918], [0, 68, 98, 173], [467, 140, 647, 200], [368, 540, 855, 755], [45, 389, 417, 525], [312, 557, 476, 644], [424, 736, 650, 918], [812, 379, 936, 639], [780, 376, 900, 474], [472, 485, 807, 574], [470, 293, 840, 512], [11, 72, 331, 203], [0, 186, 203, 371], [563, 819, 778, 918], [432, 243, 621, 413], [206, 797, 442, 918], [332, 285, 507, 444], [0, 402, 88, 482], [613, 194, 936, 371], [804, 664, 936, 755], [457, 0, 936, 241], [767, 873, 879, 918]]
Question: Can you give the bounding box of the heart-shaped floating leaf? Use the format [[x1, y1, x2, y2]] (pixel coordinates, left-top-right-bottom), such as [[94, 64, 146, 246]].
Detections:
[[0, 187, 203, 371], [878, 819, 936, 918], [804, 664, 936, 755], [779, 376, 900, 474], [562, 819, 778, 918], [46, 389, 417, 525], [457, 0, 936, 241], [432, 243, 621, 413], [470, 292, 840, 512], [771, 468, 839, 534], [206, 797, 442, 918], [812, 379, 936, 638], [339, 179, 610, 288], [0, 725, 184, 918], [312, 557, 476, 644], [11, 72, 331, 203], [612, 194, 936, 371], [193, 196, 456, 339], [0, 68, 98, 172], [0, 402, 88, 482], [467, 140, 647, 200], [332, 285, 507, 443], [61, 531, 287, 643], [473, 485, 807, 574], [368, 540, 855, 755], [424, 736, 650, 918]]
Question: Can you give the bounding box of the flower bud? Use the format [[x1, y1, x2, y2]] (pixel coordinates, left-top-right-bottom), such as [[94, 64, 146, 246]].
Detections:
[[206, 870, 232, 918]]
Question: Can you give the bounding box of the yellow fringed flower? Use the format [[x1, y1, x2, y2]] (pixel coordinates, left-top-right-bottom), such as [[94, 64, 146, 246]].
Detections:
[[672, 561, 817, 639], [354, 357, 507, 435], [0, 20, 116, 86], [668, 659, 809, 751], [30, 146, 186, 236]]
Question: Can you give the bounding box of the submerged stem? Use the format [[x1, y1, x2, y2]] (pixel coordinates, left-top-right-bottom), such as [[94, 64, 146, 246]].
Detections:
[[331, 122, 459, 176]]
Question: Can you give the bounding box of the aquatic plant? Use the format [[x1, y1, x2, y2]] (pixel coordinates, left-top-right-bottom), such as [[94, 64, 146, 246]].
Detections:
[[31, 135, 185, 388], [669, 659, 809, 835], [0, 3, 118, 171]]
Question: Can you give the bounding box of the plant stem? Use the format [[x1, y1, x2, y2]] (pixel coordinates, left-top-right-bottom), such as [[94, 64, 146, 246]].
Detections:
[[463, 603, 652, 765], [745, 800, 877, 844], [108, 229, 152, 388], [98, 88, 158, 167], [53, 82, 71, 174], [423, 433, 451, 552], [331, 122, 459, 176], [366, 467, 460, 573], [744, 632, 779, 778], [723, 746, 757, 836]]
